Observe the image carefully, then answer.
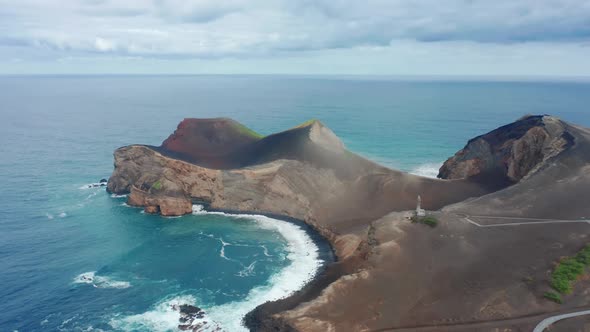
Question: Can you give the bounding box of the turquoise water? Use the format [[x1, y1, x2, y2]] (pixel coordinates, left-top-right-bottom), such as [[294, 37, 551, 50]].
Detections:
[[1, 76, 590, 331]]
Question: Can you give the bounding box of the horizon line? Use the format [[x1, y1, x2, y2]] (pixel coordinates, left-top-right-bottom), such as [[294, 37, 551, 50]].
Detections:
[[0, 73, 590, 83], [2, 73, 590, 82]]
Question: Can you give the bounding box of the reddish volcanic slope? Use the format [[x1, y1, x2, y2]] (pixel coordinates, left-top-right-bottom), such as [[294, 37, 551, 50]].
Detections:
[[156, 118, 263, 169], [154, 117, 377, 175]]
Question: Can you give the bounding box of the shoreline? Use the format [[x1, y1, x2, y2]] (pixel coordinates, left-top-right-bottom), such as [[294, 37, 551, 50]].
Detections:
[[105, 191, 339, 331], [191, 202, 340, 331], [194, 201, 337, 265]]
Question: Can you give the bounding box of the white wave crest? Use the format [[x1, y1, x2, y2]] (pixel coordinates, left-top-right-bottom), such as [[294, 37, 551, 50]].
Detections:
[[409, 162, 442, 178], [46, 212, 67, 219], [260, 245, 272, 257], [73, 271, 131, 289], [193, 205, 322, 331], [109, 295, 218, 332], [110, 193, 128, 198], [79, 182, 107, 190], [236, 261, 257, 277], [113, 205, 322, 332]]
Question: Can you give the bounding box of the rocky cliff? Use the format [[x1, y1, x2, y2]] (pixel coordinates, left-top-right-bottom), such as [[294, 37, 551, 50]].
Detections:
[[438, 115, 574, 183]]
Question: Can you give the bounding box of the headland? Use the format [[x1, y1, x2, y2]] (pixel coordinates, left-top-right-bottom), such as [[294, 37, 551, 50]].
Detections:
[[107, 115, 590, 331]]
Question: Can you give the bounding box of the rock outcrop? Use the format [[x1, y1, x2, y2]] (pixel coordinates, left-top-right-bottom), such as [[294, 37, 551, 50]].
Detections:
[[438, 115, 574, 183]]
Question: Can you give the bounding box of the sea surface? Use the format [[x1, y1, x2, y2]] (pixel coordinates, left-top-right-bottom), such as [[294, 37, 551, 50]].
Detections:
[[0, 75, 589, 331]]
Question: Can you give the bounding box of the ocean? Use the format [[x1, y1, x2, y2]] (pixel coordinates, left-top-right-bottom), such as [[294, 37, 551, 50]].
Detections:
[[1, 75, 589, 331]]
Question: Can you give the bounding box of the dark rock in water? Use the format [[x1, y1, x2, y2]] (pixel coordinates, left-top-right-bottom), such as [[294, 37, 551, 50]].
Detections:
[[179, 304, 202, 315], [100, 178, 108, 183], [170, 303, 221, 331]]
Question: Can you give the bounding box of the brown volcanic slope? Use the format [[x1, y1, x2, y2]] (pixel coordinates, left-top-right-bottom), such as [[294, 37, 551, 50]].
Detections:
[[443, 116, 590, 219], [154, 117, 379, 178], [107, 115, 590, 332], [154, 118, 263, 169]]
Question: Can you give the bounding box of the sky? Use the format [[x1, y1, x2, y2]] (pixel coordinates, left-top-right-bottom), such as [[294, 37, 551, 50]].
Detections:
[[1, 0, 589, 76]]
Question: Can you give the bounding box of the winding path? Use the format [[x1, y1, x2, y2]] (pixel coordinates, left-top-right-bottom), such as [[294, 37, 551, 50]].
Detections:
[[462, 215, 590, 228], [533, 309, 590, 332]]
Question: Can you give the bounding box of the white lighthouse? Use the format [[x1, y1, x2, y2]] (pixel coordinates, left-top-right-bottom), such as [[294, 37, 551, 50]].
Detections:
[[416, 195, 426, 217]]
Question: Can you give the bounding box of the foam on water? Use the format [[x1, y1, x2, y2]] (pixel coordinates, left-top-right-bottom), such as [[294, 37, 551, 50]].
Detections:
[[194, 205, 322, 331], [79, 182, 108, 190], [46, 212, 68, 219], [109, 295, 218, 332], [260, 245, 272, 257], [111, 205, 322, 332], [73, 272, 131, 289], [409, 162, 443, 178], [236, 261, 257, 277]]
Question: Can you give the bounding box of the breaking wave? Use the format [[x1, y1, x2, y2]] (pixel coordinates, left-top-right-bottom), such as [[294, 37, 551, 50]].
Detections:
[[73, 271, 131, 289], [110, 205, 323, 332], [109, 295, 218, 332], [409, 162, 442, 178]]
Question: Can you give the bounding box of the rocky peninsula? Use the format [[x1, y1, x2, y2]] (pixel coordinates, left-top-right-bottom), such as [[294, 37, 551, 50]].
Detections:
[[107, 115, 590, 331]]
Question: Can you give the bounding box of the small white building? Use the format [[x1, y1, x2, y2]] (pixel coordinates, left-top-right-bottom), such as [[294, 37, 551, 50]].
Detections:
[[416, 195, 426, 217]]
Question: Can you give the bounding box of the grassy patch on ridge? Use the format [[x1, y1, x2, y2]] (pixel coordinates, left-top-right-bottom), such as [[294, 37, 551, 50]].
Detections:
[[411, 215, 438, 228], [230, 122, 264, 139], [550, 244, 590, 296]]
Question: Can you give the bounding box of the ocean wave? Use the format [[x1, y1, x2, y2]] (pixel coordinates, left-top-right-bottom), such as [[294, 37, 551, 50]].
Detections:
[[110, 193, 128, 198], [109, 295, 219, 332], [46, 212, 67, 220], [236, 261, 257, 277], [260, 245, 272, 257], [79, 182, 107, 190], [73, 271, 131, 289], [112, 205, 322, 332], [409, 162, 442, 178], [192, 205, 322, 331]]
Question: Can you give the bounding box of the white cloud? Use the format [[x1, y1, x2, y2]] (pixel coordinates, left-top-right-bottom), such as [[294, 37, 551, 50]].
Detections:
[[94, 37, 116, 52], [0, 0, 589, 74]]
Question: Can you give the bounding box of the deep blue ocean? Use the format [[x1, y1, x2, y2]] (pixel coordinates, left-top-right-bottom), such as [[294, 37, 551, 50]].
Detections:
[[0, 76, 589, 332]]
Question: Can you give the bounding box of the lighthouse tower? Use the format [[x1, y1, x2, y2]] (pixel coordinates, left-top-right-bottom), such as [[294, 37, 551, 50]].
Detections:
[[416, 195, 426, 217]]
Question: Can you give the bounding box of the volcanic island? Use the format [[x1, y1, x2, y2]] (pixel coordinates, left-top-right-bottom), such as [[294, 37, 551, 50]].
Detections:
[[107, 115, 590, 332]]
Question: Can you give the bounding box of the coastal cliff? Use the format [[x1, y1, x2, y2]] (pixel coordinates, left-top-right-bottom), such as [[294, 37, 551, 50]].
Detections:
[[438, 115, 574, 183], [107, 115, 590, 331]]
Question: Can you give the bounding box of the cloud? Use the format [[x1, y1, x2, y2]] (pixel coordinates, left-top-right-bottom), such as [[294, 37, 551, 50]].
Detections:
[[94, 37, 116, 51], [0, 0, 589, 74]]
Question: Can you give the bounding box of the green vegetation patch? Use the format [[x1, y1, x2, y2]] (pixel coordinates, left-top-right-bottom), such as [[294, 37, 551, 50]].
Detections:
[[550, 244, 590, 295], [231, 122, 264, 139], [411, 215, 438, 228], [151, 180, 162, 191], [543, 291, 563, 304]]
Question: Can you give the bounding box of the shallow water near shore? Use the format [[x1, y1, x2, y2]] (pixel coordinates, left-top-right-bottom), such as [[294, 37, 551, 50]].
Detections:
[[1, 76, 590, 331]]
